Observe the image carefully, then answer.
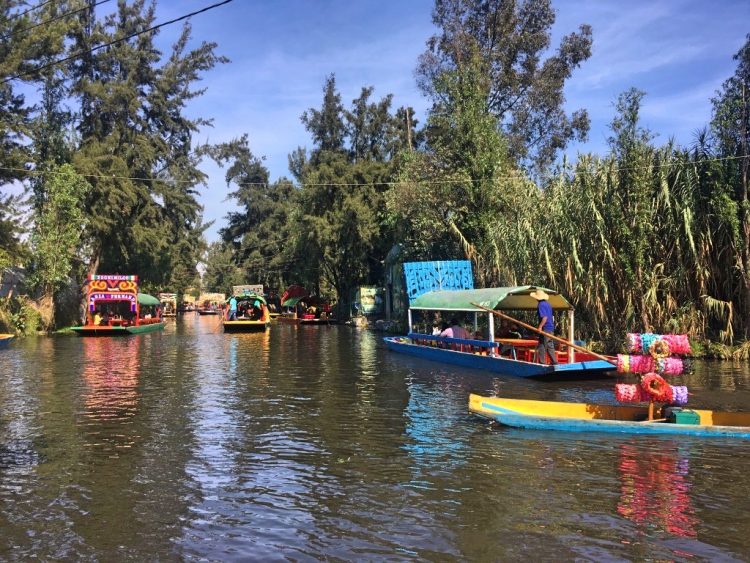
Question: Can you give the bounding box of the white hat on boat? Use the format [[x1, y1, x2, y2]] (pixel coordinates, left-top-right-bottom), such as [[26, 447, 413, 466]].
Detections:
[[529, 289, 549, 301]]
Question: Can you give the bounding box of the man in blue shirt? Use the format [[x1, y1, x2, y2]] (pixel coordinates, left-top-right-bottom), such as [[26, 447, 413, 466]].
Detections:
[[531, 289, 557, 365], [228, 296, 238, 320]]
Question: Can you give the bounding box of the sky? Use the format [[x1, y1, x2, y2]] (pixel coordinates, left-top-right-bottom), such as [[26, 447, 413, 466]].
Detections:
[[13, 0, 750, 242]]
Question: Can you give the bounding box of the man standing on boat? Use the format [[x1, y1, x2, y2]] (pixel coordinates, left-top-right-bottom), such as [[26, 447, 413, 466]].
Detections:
[[531, 289, 557, 365], [228, 295, 238, 321]]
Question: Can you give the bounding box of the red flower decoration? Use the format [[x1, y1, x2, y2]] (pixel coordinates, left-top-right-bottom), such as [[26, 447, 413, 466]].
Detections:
[[641, 372, 674, 403]]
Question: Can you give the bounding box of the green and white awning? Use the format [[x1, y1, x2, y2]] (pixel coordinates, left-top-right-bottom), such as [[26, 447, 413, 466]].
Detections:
[[409, 286, 572, 311]]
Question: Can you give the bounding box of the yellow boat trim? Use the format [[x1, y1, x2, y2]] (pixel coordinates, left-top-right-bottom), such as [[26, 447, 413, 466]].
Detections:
[[469, 394, 750, 427]]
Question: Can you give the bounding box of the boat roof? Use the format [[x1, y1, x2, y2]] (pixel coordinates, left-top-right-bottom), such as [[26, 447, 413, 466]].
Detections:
[[137, 293, 161, 306], [409, 286, 572, 312], [282, 296, 305, 307], [229, 293, 267, 305]]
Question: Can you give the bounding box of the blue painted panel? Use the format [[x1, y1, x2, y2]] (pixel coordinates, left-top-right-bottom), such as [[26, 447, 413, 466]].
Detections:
[[403, 260, 474, 304]]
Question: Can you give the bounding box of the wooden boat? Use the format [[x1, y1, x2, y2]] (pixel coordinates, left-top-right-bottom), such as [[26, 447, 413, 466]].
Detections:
[[223, 293, 270, 332], [197, 292, 225, 315], [159, 292, 177, 317], [384, 286, 612, 378], [278, 284, 337, 325], [0, 333, 14, 348], [71, 275, 165, 336], [469, 395, 750, 438]]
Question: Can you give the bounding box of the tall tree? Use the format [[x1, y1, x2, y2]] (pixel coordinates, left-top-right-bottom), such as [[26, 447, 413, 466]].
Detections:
[[293, 78, 399, 314], [209, 135, 297, 289], [29, 164, 90, 327], [417, 0, 592, 174], [68, 1, 226, 288]]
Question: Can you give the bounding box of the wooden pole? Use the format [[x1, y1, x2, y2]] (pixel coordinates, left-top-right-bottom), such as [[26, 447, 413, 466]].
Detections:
[[470, 302, 616, 366]]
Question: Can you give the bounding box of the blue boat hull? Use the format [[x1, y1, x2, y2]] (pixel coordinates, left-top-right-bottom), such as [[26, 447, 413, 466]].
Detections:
[[383, 337, 613, 378]]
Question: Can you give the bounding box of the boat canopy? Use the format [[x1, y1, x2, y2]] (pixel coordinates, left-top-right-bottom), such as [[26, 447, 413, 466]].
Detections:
[[137, 293, 161, 306], [229, 293, 267, 305], [409, 286, 573, 312], [282, 296, 305, 307]]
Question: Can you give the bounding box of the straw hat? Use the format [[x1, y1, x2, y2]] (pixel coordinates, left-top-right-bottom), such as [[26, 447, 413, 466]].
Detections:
[[529, 289, 549, 301]]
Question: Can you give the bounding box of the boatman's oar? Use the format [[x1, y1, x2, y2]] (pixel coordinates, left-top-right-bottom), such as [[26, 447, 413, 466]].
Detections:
[[470, 302, 617, 366]]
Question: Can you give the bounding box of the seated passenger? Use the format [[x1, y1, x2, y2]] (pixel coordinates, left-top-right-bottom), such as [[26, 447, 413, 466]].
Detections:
[[442, 318, 470, 340], [93, 310, 102, 326]]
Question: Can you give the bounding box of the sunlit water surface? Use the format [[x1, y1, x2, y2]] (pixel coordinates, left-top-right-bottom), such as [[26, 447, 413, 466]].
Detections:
[[1, 316, 750, 560]]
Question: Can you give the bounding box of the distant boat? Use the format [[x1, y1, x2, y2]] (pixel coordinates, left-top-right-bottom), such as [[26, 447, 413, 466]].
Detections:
[[197, 292, 225, 315], [469, 395, 750, 438], [70, 274, 165, 336], [159, 292, 178, 317], [0, 334, 14, 348], [223, 293, 270, 332]]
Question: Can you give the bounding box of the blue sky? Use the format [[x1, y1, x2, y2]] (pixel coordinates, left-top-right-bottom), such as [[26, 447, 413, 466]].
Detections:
[[13, 0, 750, 242]]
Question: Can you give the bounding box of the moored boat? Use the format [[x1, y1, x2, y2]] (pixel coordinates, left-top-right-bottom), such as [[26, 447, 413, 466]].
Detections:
[[71, 274, 165, 336], [278, 284, 337, 325], [0, 333, 14, 348], [385, 285, 612, 378], [223, 292, 270, 332], [469, 395, 750, 438]]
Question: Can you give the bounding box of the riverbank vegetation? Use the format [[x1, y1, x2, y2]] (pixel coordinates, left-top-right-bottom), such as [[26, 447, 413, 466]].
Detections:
[[1, 1, 749, 353]]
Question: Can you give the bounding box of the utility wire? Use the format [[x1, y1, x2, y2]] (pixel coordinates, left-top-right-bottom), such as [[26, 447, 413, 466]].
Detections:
[[0, 153, 748, 189], [6, 0, 57, 23], [2, 0, 112, 42], [1, 0, 234, 84]]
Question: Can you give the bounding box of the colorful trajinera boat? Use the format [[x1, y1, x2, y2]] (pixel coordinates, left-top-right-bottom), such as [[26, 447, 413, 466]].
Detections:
[[383, 286, 612, 378], [223, 292, 270, 332], [71, 274, 165, 336], [158, 292, 177, 317], [0, 334, 14, 348], [197, 292, 225, 315], [277, 285, 336, 325], [468, 395, 750, 438]]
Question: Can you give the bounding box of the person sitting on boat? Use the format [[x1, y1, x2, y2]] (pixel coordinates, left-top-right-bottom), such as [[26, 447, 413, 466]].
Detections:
[[100, 311, 110, 325], [496, 320, 521, 356], [93, 310, 102, 326], [530, 289, 557, 365], [228, 296, 238, 321], [441, 318, 470, 340]]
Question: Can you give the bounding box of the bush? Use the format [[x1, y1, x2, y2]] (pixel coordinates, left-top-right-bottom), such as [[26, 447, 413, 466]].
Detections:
[[0, 297, 42, 336]]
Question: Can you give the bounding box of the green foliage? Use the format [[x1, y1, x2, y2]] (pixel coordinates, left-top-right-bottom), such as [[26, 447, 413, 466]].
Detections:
[[418, 0, 592, 173], [30, 164, 90, 294]]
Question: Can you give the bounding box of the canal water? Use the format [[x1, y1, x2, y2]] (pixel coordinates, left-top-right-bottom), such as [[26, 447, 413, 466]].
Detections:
[[1, 315, 750, 560]]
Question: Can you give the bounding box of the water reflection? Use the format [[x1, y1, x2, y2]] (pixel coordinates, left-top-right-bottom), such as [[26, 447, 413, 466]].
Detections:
[[617, 441, 697, 538], [81, 337, 141, 423]]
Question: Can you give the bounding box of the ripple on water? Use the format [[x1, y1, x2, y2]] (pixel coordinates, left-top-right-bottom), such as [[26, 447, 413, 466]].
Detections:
[[2, 325, 750, 560]]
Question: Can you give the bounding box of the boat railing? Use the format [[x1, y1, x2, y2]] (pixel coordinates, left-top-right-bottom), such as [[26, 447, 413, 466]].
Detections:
[[407, 333, 499, 355]]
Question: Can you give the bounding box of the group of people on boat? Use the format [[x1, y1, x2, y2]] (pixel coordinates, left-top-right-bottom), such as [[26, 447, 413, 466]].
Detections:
[[427, 289, 560, 365], [227, 296, 265, 321]]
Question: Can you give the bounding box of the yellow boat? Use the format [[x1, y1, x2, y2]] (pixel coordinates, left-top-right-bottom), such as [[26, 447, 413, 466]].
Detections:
[[469, 394, 750, 438]]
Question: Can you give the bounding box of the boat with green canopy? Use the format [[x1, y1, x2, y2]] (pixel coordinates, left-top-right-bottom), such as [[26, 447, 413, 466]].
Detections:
[[223, 292, 270, 332], [383, 261, 612, 378], [71, 275, 165, 336]]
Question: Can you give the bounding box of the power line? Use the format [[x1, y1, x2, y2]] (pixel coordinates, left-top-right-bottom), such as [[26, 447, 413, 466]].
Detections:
[[1, 0, 234, 84], [2, 0, 112, 42], [0, 153, 748, 189], [7, 0, 57, 23]]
